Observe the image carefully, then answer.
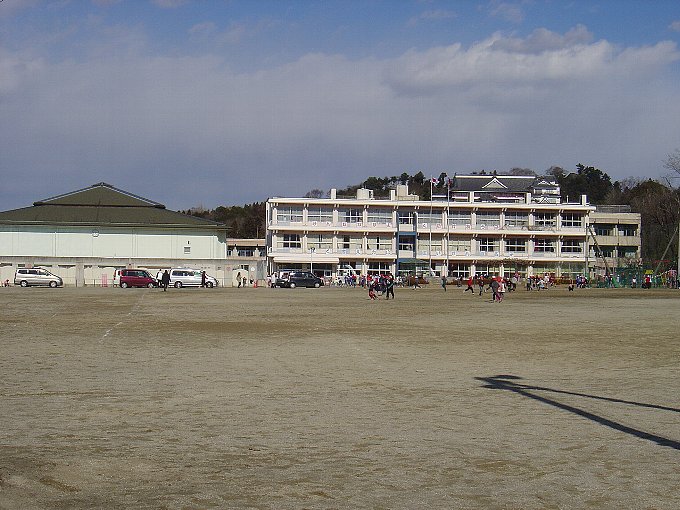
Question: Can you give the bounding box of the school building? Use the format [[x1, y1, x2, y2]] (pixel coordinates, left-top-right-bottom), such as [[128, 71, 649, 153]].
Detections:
[[266, 174, 641, 280]]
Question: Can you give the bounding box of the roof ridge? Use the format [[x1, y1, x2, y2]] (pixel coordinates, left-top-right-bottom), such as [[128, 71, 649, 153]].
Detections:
[[34, 182, 166, 208]]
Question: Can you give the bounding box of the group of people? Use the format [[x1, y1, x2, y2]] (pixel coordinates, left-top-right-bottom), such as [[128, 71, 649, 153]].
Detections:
[[367, 273, 396, 300], [461, 274, 514, 302], [334, 273, 408, 288]]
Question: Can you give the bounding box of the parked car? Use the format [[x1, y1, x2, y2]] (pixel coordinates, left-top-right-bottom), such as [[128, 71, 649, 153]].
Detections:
[[168, 268, 218, 288], [116, 269, 156, 288], [14, 268, 63, 288], [278, 271, 324, 288]]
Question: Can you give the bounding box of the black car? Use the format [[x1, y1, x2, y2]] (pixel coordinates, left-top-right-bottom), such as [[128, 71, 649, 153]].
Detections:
[[279, 271, 324, 288]]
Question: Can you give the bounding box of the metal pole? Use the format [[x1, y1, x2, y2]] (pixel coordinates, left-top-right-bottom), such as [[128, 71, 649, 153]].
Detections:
[[429, 178, 433, 276], [310, 247, 315, 274], [446, 175, 450, 277], [677, 222, 680, 288]]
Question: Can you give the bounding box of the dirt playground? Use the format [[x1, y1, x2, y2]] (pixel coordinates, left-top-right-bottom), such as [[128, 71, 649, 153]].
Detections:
[[0, 285, 678, 509]]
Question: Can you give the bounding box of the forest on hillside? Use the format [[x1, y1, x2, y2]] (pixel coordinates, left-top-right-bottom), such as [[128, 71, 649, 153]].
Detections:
[[185, 156, 680, 268]]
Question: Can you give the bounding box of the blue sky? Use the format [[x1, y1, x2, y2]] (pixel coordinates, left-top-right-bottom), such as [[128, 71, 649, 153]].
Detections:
[[2, 0, 680, 211]]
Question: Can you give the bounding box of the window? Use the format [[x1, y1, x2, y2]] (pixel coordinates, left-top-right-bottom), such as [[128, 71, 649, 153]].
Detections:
[[417, 211, 443, 225], [594, 224, 615, 236], [342, 208, 363, 224], [448, 263, 470, 278], [505, 238, 526, 252], [398, 239, 415, 251], [418, 239, 443, 254], [532, 265, 557, 276], [476, 212, 501, 228], [184, 246, 191, 254], [340, 236, 362, 251], [478, 237, 499, 253], [561, 239, 582, 253], [448, 237, 471, 252], [368, 262, 391, 274], [448, 210, 471, 227], [367, 209, 392, 224], [277, 207, 303, 224], [366, 236, 391, 250], [505, 211, 528, 228], [398, 211, 414, 224], [561, 213, 583, 228], [307, 207, 333, 223], [282, 234, 301, 248], [534, 213, 556, 228], [618, 225, 638, 236], [618, 246, 638, 257], [597, 247, 614, 257], [476, 263, 500, 276], [534, 238, 555, 252], [308, 234, 332, 251]]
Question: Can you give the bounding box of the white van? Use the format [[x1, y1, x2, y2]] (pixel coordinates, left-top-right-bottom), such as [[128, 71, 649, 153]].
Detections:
[[14, 267, 63, 288], [168, 268, 218, 288]]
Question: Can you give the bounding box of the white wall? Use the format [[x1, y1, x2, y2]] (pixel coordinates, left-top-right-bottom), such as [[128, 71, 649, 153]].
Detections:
[[0, 226, 225, 260]]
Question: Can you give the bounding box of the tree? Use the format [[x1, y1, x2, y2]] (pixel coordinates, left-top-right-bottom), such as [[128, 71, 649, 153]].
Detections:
[[303, 189, 327, 198], [546, 166, 566, 180], [622, 180, 679, 264], [664, 149, 680, 177], [509, 168, 536, 176], [559, 164, 618, 204]]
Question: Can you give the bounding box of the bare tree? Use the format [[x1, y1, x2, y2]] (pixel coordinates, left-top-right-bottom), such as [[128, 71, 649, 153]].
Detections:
[[303, 189, 328, 198], [663, 149, 680, 177]]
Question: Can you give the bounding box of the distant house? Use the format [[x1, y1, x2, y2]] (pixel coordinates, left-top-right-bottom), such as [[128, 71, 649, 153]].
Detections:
[[0, 182, 232, 286]]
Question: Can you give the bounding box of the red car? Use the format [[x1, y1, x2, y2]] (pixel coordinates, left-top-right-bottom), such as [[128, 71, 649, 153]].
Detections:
[[116, 269, 156, 288]]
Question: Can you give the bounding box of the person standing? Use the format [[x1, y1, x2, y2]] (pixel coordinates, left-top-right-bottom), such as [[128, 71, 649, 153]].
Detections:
[[201, 271, 206, 288], [385, 274, 395, 300], [441, 275, 447, 292], [490, 276, 500, 302], [368, 279, 377, 300], [237, 272, 242, 288], [497, 279, 506, 302], [161, 270, 170, 291]]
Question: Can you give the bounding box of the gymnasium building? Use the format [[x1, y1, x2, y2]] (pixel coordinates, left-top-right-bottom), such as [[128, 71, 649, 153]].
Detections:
[[0, 183, 265, 286]]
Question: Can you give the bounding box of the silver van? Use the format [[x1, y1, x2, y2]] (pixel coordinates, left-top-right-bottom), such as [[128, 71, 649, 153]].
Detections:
[[14, 268, 63, 288], [168, 268, 218, 288]]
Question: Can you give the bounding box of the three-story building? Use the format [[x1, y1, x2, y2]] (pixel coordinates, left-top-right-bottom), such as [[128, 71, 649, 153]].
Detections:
[[266, 175, 604, 280]]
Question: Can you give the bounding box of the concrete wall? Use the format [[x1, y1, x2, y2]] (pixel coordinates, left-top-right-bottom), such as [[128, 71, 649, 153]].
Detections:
[[0, 256, 267, 288], [0, 226, 226, 260]]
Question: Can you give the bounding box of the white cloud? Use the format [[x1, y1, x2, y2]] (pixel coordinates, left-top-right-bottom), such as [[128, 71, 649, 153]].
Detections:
[[490, 25, 593, 53], [488, 1, 525, 24], [1, 27, 680, 210], [382, 32, 678, 95], [670, 20, 680, 32]]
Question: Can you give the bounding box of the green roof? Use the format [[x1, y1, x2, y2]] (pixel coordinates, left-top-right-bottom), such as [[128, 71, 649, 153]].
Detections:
[[0, 183, 226, 231]]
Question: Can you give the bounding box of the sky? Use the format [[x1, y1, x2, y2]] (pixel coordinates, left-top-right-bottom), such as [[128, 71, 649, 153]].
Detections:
[[2, 0, 680, 212]]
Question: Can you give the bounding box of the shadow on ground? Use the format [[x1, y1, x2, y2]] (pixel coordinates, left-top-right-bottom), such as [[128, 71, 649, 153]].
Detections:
[[476, 374, 680, 451]]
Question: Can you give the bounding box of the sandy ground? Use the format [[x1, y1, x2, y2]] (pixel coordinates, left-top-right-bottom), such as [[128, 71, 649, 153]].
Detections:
[[0, 284, 678, 509]]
